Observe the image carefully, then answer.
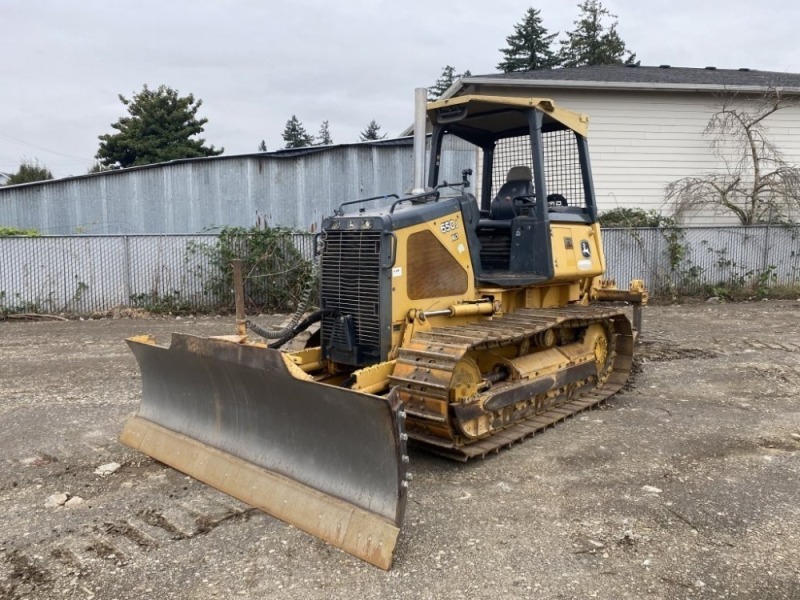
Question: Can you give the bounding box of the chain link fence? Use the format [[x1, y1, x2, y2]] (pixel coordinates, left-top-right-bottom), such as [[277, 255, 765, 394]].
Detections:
[[0, 234, 316, 315], [604, 225, 800, 297], [1, 226, 798, 316]]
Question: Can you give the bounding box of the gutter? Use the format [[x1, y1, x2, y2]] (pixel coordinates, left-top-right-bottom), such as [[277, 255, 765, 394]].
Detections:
[[457, 76, 800, 96]]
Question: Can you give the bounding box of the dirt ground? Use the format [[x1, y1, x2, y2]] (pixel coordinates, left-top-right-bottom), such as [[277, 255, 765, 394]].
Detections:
[[1, 302, 799, 600]]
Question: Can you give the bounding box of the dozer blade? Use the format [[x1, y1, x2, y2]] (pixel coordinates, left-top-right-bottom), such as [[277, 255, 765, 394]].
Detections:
[[120, 333, 408, 570]]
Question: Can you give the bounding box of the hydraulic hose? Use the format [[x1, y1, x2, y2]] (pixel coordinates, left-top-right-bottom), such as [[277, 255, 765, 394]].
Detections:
[[246, 257, 320, 345], [263, 308, 334, 349]]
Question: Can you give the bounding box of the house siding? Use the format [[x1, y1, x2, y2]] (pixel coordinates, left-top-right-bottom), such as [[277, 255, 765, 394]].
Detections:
[[467, 84, 800, 225]]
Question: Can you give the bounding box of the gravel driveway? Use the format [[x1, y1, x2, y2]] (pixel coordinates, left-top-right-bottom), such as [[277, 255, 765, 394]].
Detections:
[[1, 302, 799, 599]]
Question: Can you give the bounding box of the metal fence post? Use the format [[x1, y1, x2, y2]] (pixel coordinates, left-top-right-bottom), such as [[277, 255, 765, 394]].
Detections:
[[651, 229, 661, 294], [61, 237, 68, 312], [762, 208, 773, 274], [123, 235, 131, 306]]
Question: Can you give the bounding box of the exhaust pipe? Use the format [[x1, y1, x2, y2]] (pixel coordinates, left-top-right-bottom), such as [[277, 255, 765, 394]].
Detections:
[[411, 87, 427, 194]]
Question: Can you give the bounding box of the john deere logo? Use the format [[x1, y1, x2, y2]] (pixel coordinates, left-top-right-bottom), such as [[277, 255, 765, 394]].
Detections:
[[580, 240, 591, 258]]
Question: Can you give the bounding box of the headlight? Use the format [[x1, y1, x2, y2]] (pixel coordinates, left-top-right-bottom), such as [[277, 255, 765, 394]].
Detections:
[[346, 220, 357, 230], [330, 220, 341, 230], [360, 220, 373, 230]]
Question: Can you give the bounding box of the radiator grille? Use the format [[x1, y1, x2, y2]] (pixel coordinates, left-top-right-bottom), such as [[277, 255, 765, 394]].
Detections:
[[320, 230, 384, 361]]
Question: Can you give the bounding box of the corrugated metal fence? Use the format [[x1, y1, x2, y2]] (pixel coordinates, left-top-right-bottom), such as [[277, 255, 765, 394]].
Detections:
[[0, 136, 476, 235], [1, 226, 798, 315]]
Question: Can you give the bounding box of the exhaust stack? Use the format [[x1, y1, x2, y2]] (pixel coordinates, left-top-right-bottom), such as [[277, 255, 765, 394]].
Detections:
[[411, 87, 427, 194]]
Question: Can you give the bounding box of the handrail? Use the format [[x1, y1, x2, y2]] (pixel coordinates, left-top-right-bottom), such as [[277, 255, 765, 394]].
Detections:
[[389, 190, 440, 213], [335, 194, 399, 216]]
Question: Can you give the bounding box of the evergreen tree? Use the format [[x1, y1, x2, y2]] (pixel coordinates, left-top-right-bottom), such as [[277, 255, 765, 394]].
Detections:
[[282, 115, 315, 148], [428, 66, 472, 101], [560, 0, 636, 67], [95, 84, 223, 168], [87, 162, 112, 174], [257, 140, 267, 152], [497, 8, 560, 72], [359, 120, 386, 141], [6, 158, 53, 184], [317, 120, 333, 145]]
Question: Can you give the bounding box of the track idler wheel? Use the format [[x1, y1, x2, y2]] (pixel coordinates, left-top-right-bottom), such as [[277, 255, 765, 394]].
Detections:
[[582, 323, 610, 375], [450, 357, 482, 401]]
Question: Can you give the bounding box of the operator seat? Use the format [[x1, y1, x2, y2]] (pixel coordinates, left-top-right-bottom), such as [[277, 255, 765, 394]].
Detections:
[[489, 165, 533, 220]]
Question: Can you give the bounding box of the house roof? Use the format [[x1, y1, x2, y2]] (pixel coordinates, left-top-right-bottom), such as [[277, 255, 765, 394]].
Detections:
[[396, 65, 800, 136], [457, 65, 800, 95]]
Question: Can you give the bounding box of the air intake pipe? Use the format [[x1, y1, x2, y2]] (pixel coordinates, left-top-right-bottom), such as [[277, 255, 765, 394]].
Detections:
[[411, 87, 427, 194]]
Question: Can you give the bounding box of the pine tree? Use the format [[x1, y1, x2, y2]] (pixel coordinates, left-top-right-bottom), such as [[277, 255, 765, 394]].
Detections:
[[497, 8, 560, 72], [560, 0, 637, 67], [317, 120, 333, 145], [87, 162, 112, 174], [95, 84, 223, 168], [428, 66, 473, 101], [282, 116, 315, 148], [257, 140, 267, 152], [359, 120, 386, 141], [6, 158, 53, 184]]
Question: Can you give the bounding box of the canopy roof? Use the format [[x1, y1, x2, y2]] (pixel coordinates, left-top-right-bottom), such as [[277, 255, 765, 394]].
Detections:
[[426, 94, 589, 143]]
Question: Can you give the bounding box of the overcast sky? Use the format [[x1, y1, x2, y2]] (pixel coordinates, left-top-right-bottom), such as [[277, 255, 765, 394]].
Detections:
[[2, 0, 799, 178]]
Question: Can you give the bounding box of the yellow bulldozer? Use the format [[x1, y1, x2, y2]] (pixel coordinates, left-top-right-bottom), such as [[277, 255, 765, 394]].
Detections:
[[120, 90, 647, 570]]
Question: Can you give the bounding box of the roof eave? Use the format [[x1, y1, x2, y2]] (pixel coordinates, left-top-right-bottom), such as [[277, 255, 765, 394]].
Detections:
[[458, 77, 800, 95]]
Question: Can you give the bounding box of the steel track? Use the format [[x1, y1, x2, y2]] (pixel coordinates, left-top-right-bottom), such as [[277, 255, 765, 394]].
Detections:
[[390, 306, 634, 460]]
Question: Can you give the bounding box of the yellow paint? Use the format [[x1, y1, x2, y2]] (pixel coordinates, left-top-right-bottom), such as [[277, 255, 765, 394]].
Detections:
[[288, 347, 324, 373], [549, 223, 605, 282], [427, 94, 589, 138], [351, 360, 397, 394], [388, 208, 478, 347], [281, 353, 315, 381]]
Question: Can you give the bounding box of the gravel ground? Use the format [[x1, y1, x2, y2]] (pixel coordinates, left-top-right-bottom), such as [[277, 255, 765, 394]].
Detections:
[[1, 302, 799, 600]]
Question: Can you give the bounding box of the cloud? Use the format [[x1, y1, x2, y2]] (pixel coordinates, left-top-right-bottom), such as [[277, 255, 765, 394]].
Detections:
[[1, 0, 797, 177]]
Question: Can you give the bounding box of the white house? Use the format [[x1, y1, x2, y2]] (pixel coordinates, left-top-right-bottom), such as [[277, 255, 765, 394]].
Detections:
[[442, 65, 800, 225]]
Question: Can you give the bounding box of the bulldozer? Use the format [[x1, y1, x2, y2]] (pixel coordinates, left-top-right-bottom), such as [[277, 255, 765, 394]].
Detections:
[[120, 90, 647, 570]]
